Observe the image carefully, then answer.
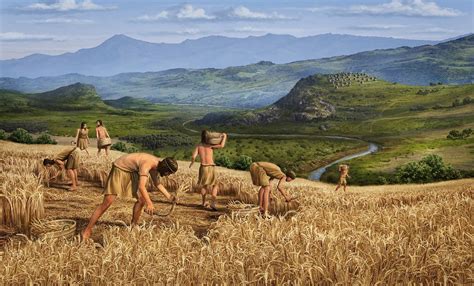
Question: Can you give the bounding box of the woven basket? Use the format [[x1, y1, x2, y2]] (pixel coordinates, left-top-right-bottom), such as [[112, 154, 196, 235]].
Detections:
[[227, 202, 260, 216], [30, 219, 77, 240], [204, 131, 223, 145]]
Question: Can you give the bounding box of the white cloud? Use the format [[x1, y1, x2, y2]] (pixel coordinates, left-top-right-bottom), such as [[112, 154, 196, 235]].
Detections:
[[225, 6, 293, 20], [310, 0, 461, 17], [0, 32, 58, 42], [135, 11, 169, 22], [27, 18, 94, 24], [176, 4, 215, 20], [134, 5, 292, 22], [23, 0, 116, 12], [350, 24, 407, 30], [233, 26, 266, 33]]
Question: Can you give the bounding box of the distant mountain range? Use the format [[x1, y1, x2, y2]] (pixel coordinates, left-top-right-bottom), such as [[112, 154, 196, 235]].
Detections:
[[0, 33, 439, 78], [1, 35, 472, 108]]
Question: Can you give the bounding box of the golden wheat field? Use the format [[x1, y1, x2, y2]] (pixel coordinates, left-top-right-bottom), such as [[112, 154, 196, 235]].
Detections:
[[0, 141, 473, 285]]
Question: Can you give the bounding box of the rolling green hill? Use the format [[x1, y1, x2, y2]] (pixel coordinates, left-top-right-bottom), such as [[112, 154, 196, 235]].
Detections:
[[104, 96, 154, 110], [1, 35, 472, 108]]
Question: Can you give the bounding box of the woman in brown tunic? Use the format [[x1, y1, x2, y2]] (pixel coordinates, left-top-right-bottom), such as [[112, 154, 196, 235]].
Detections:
[[74, 122, 90, 155], [96, 120, 111, 157]]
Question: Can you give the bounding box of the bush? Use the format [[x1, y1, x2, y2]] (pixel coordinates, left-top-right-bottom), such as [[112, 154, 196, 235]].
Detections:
[[111, 142, 138, 153], [0, 129, 6, 140], [462, 97, 472, 105], [215, 155, 233, 168], [233, 155, 253, 170], [8, 128, 34, 144], [447, 128, 472, 140], [396, 154, 461, 184], [35, 133, 57, 145]]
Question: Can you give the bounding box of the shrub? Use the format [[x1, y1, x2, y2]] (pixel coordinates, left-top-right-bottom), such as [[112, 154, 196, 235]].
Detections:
[[447, 128, 472, 140], [8, 128, 34, 144], [462, 97, 472, 105], [35, 133, 57, 145], [233, 155, 253, 170], [0, 129, 6, 140], [396, 154, 461, 184], [112, 142, 139, 153], [215, 156, 233, 168]]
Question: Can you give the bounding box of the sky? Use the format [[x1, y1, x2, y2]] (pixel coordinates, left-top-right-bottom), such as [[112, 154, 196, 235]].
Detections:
[[0, 0, 472, 59]]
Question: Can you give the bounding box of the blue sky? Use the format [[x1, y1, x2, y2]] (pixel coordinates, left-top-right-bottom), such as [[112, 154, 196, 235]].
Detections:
[[1, 0, 472, 59]]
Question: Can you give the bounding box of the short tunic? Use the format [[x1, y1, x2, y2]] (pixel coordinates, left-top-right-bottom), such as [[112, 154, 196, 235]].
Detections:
[[54, 147, 80, 170], [198, 165, 216, 187], [77, 129, 88, 150], [250, 162, 285, 187]]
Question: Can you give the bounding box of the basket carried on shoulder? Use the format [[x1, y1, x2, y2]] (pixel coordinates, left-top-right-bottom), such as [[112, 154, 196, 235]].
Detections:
[[203, 131, 223, 145], [30, 219, 77, 240]]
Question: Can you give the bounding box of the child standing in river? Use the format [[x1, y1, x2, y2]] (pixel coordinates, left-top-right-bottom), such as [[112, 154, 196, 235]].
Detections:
[[334, 164, 350, 192]]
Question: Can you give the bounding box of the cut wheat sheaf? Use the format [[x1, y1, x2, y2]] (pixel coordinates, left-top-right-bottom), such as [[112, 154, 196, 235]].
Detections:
[[0, 141, 473, 284]]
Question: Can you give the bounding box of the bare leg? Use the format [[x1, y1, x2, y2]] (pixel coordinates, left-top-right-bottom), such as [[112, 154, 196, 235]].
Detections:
[[258, 187, 264, 213], [131, 196, 146, 225], [334, 184, 341, 192], [67, 169, 77, 191], [81, 195, 116, 240], [200, 187, 207, 206], [73, 169, 80, 186], [263, 186, 271, 215], [210, 184, 218, 210], [97, 148, 101, 157], [105, 146, 110, 157], [343, 184, 347, 192], [85, 148, 90, 156]]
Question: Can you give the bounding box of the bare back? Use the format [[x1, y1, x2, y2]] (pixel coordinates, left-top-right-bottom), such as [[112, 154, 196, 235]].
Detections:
[[197, 144, 215, 166], [96, 126, 108, 139], [114, 153, 160, 175]]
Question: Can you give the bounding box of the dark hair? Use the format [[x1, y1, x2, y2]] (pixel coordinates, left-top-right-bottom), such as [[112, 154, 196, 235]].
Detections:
[[158, 157, 178, 176], [285, 170, 296, 180], [201, 130, 207, 144], [96, 120, 103, 126], [80, 122, 87, 129], [43, 159, 55, 166]]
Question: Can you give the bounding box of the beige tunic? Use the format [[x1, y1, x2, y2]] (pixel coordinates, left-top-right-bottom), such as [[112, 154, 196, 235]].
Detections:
[[198, 165, 216, 187], [250, 162, 285, 187], [77, 129, 88, 150], [54, 147, 80, 170]]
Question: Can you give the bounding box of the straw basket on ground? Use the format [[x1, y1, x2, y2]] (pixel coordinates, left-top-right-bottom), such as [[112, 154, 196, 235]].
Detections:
[[227, 201, 260, 217], [30, 219, 76, 240]]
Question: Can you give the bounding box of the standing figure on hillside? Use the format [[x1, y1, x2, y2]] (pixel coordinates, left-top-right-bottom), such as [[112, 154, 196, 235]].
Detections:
[[96, 120, 111, 157], [81, 153, 178, 241], [189, 130, 227, 211], [249, 161, 296, 216], [334, 164, 350, 192], [43, 146, 81, 191], [74, 122, 90, 155]]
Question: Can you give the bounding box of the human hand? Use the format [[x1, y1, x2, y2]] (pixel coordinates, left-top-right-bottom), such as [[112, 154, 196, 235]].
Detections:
[[144, 203, 155, 215]]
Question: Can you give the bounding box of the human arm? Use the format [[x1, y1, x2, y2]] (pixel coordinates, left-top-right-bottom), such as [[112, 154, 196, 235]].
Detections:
[[86, 129, 90, 143], [138, 175, 155, 214], [54, 159, 65, 169], [156, 184, 176, 202], [104, 128, 110, 138], [211, 133, 227, 149], [276, 177, 293, 202], [189, 146, 199, 168]]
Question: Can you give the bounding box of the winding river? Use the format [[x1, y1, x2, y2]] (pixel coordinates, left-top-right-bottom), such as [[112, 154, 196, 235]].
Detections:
[[182, 120, 379, 181]]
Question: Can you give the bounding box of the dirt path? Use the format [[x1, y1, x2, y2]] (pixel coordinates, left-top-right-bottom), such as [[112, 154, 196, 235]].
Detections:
[[42, 180, 233, 243]]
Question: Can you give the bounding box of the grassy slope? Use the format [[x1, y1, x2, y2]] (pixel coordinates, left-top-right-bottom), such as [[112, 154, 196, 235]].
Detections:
[[198, 75, 474, 182], [1, 35, 472, 108]]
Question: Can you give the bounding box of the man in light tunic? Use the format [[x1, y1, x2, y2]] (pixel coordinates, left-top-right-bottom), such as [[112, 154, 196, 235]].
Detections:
[[249, 161, 296, 216], [189, 131, 227, 210], [81, 153, 178, 240]]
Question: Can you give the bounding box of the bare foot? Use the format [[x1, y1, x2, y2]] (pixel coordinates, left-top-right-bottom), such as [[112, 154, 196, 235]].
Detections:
[[81, 229, 91, 241], [69, 187, 78, 191]]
